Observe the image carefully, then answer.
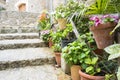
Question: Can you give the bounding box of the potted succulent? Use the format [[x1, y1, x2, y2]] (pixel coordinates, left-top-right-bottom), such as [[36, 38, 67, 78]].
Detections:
[[52, 43, 62, 67], [89, 14, 119, 49]]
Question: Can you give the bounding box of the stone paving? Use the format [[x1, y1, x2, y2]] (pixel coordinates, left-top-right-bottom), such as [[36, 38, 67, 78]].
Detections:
[[0, 65, 71, 80], [0, 39, 48, 50], [0, 33, 39, 40]]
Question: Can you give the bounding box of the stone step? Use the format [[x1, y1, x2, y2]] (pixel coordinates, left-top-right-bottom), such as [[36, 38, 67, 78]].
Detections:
[[0, 33, 39, 40], [0, 48, 55, 70], [0, 27, 38, 33], [0, 39, 48, 50], [0, 65, 57, 80]]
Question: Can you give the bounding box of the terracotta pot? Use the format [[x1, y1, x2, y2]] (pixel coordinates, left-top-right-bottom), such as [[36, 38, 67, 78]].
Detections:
[[79, 70, 105, 80], [90, 22, 116, 49], [55, 52, 61, 67], [57, 18, 67, 30], [49, 39, 53, 48], [71, 65, 81, 80]]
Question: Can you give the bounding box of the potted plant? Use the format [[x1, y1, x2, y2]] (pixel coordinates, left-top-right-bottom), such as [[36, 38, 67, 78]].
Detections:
[[89, 14, 119, 49], [54, 0, 84, 30], [104, 44, 120, 80], [54, 4, 67, 30], [62, 33, 118, 80], [62, 40, 85, 80], [37, 11, 51, 36], [61, 23, 76, 48], [40, 30, 51, 42], [52, 43, 62, 67]]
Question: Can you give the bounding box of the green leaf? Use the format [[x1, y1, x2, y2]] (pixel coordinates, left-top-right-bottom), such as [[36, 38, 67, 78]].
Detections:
[[108, 53, 120, 60], [85, 58, 91, 64], [91, 57, 98, 64], [96, 68, 101, 73], [105, 44, 120, 60], [104, 44, 120, 54], [86, 66, 94, 73]]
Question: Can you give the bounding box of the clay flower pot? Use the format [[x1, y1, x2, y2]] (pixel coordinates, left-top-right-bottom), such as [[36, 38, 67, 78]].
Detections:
[[90, 22, 116, 49], [55, 52, 61, 67], [71, 65, 81, 80], [48, 39, 53, 48], [57, 18, 67, 30], [79, 70, 105, 80]]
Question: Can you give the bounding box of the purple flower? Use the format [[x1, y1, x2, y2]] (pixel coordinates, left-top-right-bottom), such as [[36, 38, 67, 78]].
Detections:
[[102, 15, 110, 18], [89, 14, 119, 27], [41, 30, 50, 35], [90, 16, 101, 26], [90, 16, 99, 22]]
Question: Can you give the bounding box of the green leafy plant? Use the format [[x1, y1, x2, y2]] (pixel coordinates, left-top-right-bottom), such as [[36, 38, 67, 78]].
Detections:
[[85, 0, 110, 15], [51, 23, 74, 43], [62, 40, 100, 75], [52, 43, 62, 52], [54, 0, 84, 20], [37, 12, 50, 30], [41, 30, 51, 42], [104, 44, 120, 80]]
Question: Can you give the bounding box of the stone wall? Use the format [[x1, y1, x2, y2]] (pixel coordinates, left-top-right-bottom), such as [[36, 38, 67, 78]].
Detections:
[[27, 0, 47, 13], [0, 11, 39, 29]]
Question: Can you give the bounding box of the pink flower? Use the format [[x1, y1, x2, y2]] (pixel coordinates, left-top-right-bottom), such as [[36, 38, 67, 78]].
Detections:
[[89, 14, 119, 27], [90, 16, 101, 26], [41, 30, 50, 35], [90, 16, 99, 22]]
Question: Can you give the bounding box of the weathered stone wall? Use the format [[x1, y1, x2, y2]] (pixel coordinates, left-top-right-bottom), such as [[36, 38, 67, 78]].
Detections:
[[0, 11, 39, 29], [28, 0, 47, 13]]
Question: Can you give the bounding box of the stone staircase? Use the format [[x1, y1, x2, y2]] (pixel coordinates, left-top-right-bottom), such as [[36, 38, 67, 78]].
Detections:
[[0, 32, 55, 70], [0, 11, 71, 80], [0, 28, 60, 80]]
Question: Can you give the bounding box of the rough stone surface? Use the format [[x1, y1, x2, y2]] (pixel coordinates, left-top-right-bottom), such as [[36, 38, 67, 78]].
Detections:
[[0, 33, 39, 40], [0, 64, 71, 80], [0, 11, 39, 30], [0, 65, 57, 80], [0, 27, 38, 33], [0, 48, 55, 70], [0, 39, 48, 50]]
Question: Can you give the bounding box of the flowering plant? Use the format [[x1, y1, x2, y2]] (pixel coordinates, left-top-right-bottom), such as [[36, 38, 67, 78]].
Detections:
[[37, 12, 50, 30], [41, 30, 51, 42], [89, 14, 119, 27]]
